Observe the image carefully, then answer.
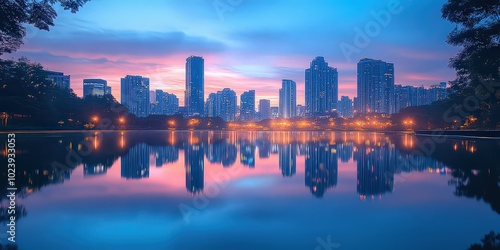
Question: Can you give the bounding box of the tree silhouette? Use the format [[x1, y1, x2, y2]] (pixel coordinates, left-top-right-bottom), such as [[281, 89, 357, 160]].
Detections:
[[468, 231, 500, 250], [441, 0, 500, 129], [0, 0, 90, 54]]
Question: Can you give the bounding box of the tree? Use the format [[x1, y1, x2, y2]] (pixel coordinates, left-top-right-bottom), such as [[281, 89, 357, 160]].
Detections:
[[442, 0, 500, 129], [442, 0, 500, 85], [468, 231, 500, 250], [0, 0, 89, 55]]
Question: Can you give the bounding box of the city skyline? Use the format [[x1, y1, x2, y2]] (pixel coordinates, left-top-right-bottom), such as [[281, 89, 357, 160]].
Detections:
[[3, 0, 458, 106]]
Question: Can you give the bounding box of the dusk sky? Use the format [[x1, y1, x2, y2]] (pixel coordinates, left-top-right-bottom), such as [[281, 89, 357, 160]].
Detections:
[[5, 0, 459, 106]]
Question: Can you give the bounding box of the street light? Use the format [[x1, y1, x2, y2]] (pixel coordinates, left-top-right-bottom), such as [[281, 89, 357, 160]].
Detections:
[[92, 116, 99, 123]]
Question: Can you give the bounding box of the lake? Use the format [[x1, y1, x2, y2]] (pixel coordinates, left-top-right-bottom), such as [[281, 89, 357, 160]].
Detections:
[[1, 131, 499, 250]]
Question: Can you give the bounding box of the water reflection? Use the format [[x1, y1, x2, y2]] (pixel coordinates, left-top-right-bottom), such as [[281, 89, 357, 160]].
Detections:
[[0, 131, 499, 212], [279, 144, 296, 177], [185, 143, 204, 194], [121, 144, 150, 179]]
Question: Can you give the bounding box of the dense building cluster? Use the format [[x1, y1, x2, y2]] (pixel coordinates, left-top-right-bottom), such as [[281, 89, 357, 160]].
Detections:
[[49, 56, 449, 120]]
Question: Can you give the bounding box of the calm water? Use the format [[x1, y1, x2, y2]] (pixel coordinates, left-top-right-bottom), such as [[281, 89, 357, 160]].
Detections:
[[1, 131, 499, 250]]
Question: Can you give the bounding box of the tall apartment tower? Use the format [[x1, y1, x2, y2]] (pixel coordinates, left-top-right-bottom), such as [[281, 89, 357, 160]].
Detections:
[[121, 75, 150, 118], [185, 56, 204, 116], [240, 90, 256, 121], [279, 79, 297, 119], [305, 56, 338, 116], [357, 58, 395, 114]]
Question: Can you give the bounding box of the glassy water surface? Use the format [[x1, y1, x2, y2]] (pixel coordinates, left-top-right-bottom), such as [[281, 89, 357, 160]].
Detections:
[[1, 131, 499, 250]]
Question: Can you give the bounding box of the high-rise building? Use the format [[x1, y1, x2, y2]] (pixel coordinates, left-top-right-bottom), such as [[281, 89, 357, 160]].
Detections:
[[279, 79, 296, 118], [206, 89, 237, 121], [357, 58, 395, 114], [150, 89, 179, 115], [258, 99, 271, 120], [45, 70, 70, 89], [218, 88, 237, 121], [305, 57, 339, 116], [338, 96, 354, 118], [394, 83, 448, 113], [240, 90, 255, 121], [185, 56, 204, 116], [83, 79, 109, 97], [121, 75, 150, 117]]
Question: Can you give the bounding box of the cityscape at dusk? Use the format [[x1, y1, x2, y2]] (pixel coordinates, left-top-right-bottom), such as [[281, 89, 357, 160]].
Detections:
[[0, 0, 499, 249], [7, 0, 458, 106]]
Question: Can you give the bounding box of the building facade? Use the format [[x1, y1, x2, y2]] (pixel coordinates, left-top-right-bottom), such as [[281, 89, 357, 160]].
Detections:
[[338, 96, 354, 118], [206, 88, 237, 121], [305, 56, 339, 116], [357, 58, 395, 114], [150, 89, 179, 115], [121, 75, 150, 118], [83, 79, 109, 97], [185, 56, 204, 116], [45, 70, 70, 89], [258, 99, 271, 120], [240, 90, 256, 121], [279, 79, 297, 118]]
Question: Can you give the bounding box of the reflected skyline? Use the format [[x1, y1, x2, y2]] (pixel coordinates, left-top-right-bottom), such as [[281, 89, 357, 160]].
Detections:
[[305, 143, 338, 197], [1, 131, 498, 202]]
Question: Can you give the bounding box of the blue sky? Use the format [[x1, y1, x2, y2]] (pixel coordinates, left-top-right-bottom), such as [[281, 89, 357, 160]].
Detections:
[[8, 0, 459, 106]]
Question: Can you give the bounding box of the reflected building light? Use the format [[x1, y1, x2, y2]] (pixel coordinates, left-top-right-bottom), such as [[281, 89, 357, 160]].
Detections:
[[120, 133, 125, 149], [185, 144, 204, 194], [121, 144, 150, 179]]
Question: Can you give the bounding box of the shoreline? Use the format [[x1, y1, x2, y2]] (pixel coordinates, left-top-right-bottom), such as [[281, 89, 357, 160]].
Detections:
[[415, 130, 500, 139]]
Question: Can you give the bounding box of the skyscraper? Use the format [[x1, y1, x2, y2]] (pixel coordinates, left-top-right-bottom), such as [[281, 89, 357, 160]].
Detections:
[[279, 79, 296, 118], [206, 89, 237, 121], [121, 75, 150, 118], [240, 90, 255, 121], [45, 70, 70, 89], [258, 99, 271, 120], [305, 57, 339, 116], [218, 88, 237, 121], [185, 56, 204, 116], [357, 58, 395, 114], [83, 79, 109, 97]]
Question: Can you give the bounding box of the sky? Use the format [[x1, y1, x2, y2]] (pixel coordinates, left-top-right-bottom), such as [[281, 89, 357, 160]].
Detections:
[[5, 0, 459, 106]]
